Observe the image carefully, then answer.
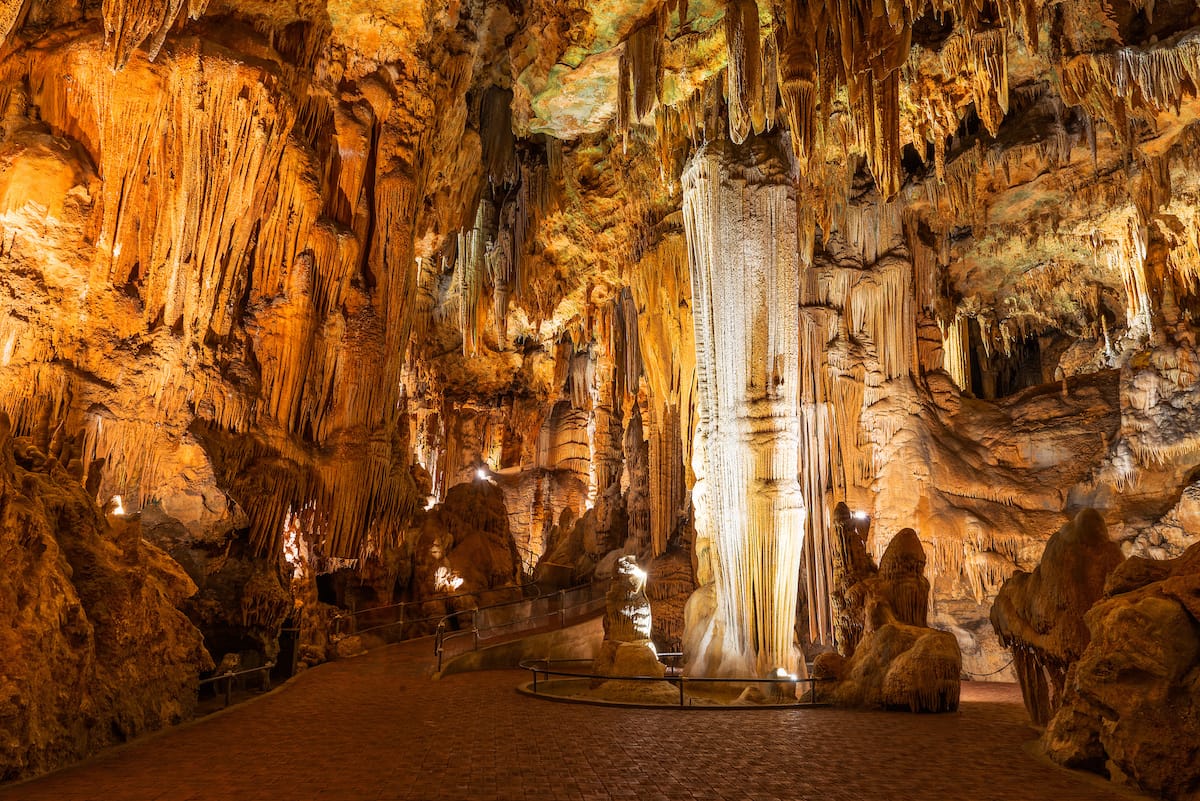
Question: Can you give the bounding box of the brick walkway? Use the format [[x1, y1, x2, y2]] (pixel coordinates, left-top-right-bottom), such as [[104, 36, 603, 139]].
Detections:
[[1, 640, 1139, 801]]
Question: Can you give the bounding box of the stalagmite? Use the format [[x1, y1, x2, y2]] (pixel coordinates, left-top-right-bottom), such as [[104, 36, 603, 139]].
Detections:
[[682, 131, 806, 678], [830, 502, 874, 656], [817, 526, 961, 712]]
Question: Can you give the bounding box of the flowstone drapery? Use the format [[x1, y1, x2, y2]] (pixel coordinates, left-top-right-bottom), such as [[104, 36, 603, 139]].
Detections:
[[681, 133, 806, 678]]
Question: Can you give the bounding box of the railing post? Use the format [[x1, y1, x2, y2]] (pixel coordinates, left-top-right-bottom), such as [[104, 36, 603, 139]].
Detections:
[[558, 589, 565, 627], [225, 674, 233, 707], [679, 677, 685, 707]]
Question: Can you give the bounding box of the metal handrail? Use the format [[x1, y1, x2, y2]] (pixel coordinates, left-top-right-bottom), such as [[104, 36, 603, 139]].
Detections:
[[330, 580, 543, 639], [518, 657, 832, 708], [434, 583, 607, 672], [198, 661, 276, 708]]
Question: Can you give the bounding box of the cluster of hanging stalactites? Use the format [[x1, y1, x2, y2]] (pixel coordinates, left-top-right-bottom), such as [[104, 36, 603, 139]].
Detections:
[[452, 91, 560, 355]]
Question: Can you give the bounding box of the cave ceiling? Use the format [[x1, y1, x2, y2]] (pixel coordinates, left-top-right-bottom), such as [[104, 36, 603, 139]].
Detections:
[[3, 0, 1200, 569]]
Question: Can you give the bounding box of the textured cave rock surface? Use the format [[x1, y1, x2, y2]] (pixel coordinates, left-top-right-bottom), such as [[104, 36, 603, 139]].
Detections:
[[0, 414, 210, 781], [991, 508, 1126, 725], [6, 0, 1200, 784], [411, 478, 524, 620], [594, 554, 665, 678], [1042, 543, 1200, 801], [817, 526, 962, 712]]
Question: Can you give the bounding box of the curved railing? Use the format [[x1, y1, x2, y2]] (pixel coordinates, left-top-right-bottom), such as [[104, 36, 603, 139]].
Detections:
[[330, 580, 543, 640], [518, 657, 831, 707], [434, 582, 607, 671]]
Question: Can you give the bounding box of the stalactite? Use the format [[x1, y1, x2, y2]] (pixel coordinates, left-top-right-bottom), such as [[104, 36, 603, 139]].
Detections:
[[630, 230, 697, 497], [724, 0, 763, 145], [567, 346, 596, 410], [645, 402, 686, 557], [778, 16, 818, 175], [1059, 31, 1200, 134], [481, 86, 517, 187], [626, 14, 664, 123], [456, 195, 497, 356], [850, 71, 904, 200], [102, 0, 185, 69], [941, 313, 971, 391], [611, 287, 643, 404]]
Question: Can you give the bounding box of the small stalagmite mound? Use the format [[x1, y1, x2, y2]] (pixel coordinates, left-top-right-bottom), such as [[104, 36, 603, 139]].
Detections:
[[819, 523, 961, 712]]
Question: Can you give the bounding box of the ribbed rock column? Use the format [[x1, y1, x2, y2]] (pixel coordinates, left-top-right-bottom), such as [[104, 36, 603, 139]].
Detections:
[[681, 134, 807, 678]]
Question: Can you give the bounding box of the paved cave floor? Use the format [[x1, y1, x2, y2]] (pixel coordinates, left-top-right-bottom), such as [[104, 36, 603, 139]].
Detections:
[[1, 640, 1143, 801]]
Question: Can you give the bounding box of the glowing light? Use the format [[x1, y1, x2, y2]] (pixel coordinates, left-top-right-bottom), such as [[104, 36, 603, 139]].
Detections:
[[476, 468, 488, 480], [435, 566, 465, 592], [852, 510, 870, 521], [110, 495, 125, 516], [631, 566, 648, 582], [424, 496, 436, 511], [281, 506, 307, 579], [283, 531, 301, 565]]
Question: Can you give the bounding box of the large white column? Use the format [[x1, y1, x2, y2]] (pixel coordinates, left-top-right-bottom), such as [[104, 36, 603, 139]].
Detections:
[[681, 134, 807, 678]]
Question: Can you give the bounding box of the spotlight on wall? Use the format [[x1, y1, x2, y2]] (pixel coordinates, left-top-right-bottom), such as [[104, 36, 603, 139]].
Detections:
[[852, 510, 869, 521], [476, 468, 489, 481], [110, 495, 125, 516]]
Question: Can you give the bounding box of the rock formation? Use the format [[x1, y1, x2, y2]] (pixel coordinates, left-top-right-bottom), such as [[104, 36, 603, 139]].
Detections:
[[681, 131, 807, 679], [1043, 543, 1200, 800], [4, 0, 1200, 784], [593, 554, 664, 677], [991, 508, 1126, 725], [0, 413, 210, 780], [995, 518, 1200, 800], [830, 502, 875, 657], [817, 528, 962, 712]]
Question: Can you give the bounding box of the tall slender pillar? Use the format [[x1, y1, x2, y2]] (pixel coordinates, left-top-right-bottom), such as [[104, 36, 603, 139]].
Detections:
[[681, 133, 807, 678]]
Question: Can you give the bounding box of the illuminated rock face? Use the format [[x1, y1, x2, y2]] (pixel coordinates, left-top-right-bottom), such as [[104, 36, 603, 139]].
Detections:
[[6, 0, 1200, 788], [994, 516, 1200, 799], [817, 525, 962, 713], [991, 509, 1126, 725], [681, 133, 806, 678], [1044, 543, 1200, 800], [0, 413, 210, 779], [594, 554, 664, 677]]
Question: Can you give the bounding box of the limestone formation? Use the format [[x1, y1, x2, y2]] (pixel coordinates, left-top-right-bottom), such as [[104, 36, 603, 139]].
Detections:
[[1041, 543, 1200, 800], [830, 502, 874, 657], [0, 413, 210, 780], [413, 479, 524, 617], [593, 555, 665, 678], [820, 529, 962, 712], [991, 509, 1126, 725], [681, 131, 807, 679], [4, 0, 1200, 788]]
